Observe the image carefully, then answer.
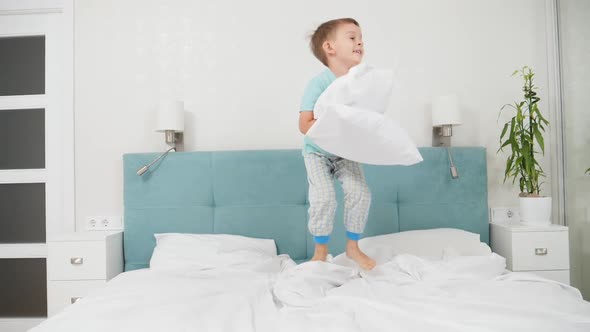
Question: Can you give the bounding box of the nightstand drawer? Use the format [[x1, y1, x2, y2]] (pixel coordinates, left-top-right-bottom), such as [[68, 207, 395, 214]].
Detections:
[[511, 231, 569, 271], [47, 280, 106, 316], [48, 241, 107, 280]]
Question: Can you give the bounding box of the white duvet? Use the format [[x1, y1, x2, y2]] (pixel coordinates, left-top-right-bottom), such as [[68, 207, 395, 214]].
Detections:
[[31, 254, 590, 332], [31, 267, 281, 332], [278, 254, 590, 332]]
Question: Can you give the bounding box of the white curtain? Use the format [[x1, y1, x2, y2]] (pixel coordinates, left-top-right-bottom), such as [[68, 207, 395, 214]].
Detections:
[[559, 0, 590, 300]]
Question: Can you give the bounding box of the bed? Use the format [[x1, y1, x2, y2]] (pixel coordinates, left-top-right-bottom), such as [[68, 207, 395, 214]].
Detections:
[[30, 148, 590, 332]]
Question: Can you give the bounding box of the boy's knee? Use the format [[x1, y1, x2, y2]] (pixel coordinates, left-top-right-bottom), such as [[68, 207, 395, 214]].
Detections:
[[363, 187, 372, 204], [347, 184, 371, 204], [315, 196, 337, 211], [359, 188, 371, 205]]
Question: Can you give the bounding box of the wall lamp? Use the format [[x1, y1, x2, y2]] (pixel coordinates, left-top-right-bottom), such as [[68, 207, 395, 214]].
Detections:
[[432, 95, 461, 179], [136, 100, 185, 176]]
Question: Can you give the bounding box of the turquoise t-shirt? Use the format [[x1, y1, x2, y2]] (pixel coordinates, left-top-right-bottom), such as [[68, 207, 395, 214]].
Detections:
[[300, 69, 337, 156]]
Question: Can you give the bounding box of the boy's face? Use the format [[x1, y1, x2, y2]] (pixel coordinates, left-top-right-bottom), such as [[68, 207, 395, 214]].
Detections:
[[324, 23, 364, 67]]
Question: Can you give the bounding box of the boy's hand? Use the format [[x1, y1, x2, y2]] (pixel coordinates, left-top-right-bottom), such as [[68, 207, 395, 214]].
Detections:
[[299, 111, 316, 134]]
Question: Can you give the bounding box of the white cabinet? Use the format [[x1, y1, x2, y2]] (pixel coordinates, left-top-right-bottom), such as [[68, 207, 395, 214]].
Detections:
[[490, 222, 570, 284], [47, 232, 123, 316]]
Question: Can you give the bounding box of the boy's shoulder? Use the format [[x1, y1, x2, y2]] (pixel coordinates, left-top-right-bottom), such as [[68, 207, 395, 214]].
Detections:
[[307, 69, 336, 88], [301, 69, 337, 111]]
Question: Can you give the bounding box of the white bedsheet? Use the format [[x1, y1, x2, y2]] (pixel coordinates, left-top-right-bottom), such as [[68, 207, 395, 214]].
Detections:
[[31, 254, 590, 332], [273, 260, 358, 307]]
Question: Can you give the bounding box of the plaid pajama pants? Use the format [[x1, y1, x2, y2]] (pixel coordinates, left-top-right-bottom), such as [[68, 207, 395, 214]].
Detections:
[[303, 152, 371, 242]]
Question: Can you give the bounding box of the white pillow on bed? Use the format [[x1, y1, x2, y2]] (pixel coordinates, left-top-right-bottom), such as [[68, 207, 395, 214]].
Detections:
[[149, 233, 277, 271], [335, 228, 491, 266]]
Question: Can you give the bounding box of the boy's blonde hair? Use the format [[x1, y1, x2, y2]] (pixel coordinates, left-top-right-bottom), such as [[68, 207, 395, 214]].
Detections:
[[310, 18, 360, 66]]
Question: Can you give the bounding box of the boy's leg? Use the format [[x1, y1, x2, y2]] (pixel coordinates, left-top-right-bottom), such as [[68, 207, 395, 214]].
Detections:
[[303, 153, 337, 261], [334, 158, 375, 270], [334, 158, 371, 235]]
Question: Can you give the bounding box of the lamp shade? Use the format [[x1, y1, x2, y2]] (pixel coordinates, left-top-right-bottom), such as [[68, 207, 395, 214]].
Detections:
[[432, 95, 462, 127], [155, 100, 184, 132]]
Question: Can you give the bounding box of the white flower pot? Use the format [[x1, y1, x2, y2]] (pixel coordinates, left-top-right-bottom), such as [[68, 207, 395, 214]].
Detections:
[[519, 196, 552, 225]]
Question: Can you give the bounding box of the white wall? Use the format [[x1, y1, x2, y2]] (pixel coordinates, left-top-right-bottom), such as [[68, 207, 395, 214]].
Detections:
[[74, 0, 554, 230]]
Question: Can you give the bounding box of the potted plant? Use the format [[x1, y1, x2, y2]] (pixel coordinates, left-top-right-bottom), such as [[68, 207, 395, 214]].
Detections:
[[498, 66, 551, 225]]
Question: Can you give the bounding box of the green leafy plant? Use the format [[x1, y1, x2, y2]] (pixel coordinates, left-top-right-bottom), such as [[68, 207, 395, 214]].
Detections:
[[498, 66, 549, 197]]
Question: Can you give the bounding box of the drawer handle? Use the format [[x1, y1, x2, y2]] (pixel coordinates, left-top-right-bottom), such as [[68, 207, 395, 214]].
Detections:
[[70, 257, 84, 265], [535, 248, 548, 256], [71, 297, 82, 304]]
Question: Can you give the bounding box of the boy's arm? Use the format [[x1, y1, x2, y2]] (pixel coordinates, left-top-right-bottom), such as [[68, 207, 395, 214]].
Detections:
[[299, 111, 316, 134]]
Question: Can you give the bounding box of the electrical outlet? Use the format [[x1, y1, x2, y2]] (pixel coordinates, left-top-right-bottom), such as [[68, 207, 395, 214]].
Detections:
[[490, 207, 520, 223], [85, 216, 123, 231]]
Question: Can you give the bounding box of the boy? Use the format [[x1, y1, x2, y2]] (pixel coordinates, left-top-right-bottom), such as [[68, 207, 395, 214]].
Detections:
[[299, 18, 375, 270]]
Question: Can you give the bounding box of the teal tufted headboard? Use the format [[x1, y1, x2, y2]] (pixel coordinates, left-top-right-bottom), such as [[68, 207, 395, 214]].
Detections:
[[123, 147, 488, 271]]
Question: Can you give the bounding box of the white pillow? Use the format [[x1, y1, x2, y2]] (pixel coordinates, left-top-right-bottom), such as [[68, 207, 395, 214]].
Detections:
[[347, 228, 491, 265], [313, 63, 394, 117], [306, 63, 423, 166], [149, 233, 277, 271]]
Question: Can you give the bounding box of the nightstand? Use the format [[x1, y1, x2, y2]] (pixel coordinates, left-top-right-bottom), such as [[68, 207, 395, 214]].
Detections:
[[47, 231, 123, 316], [490, 222, 570, 284]]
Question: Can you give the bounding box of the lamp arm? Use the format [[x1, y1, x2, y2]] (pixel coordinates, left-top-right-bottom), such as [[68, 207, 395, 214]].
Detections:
[[447, 147, 459, 179], [136, 147, 176, 176]]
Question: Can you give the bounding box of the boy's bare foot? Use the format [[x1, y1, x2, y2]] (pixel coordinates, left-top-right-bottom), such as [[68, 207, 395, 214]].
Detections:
[[311, 244, 329, 262], [346, 240, 376, 270]]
